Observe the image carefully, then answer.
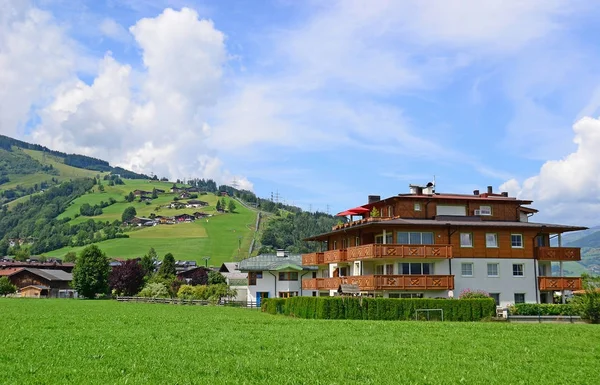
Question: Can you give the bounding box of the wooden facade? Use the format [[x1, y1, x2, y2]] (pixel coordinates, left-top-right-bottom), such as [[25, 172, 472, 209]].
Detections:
[[302, 188, 585, 302], [302, 275, 454, 291]]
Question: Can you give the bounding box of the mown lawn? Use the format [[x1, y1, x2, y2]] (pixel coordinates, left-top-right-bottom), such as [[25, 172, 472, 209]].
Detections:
[[0, 299, 598, 385]]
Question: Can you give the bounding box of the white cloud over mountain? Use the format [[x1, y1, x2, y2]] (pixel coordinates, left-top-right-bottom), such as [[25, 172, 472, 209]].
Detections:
[[501, 117, 600, 225], [0, 3, 252, 189]]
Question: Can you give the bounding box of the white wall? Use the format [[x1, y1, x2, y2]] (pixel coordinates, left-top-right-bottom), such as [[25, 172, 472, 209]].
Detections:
[[246, 271, 314, 303], [452, 258, 537, 306]]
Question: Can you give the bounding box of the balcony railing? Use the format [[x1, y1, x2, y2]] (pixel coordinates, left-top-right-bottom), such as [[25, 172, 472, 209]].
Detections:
[[302, 252, 324, 266], [535, 247, 581, 261], [538, 276, 582, 291], [346, 244, 452, 260], [302, 275, 454, 291], [324, 249, 347, 263]]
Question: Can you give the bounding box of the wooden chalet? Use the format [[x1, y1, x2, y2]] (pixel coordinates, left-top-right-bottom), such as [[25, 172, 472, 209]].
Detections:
[[0, 268, 74, 298], [302, 184, 587, 306]]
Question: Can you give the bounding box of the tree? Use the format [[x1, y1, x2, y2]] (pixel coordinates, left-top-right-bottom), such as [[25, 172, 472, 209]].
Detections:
[[109, 260, 145, 296], [72, 245, 110, 299], [228, 200, 236, 213], [125, 191, 135, 202], [573, 273, 600, 324], [0, 277, 16, 296], [208, 271, 227, 285], [64, 252, 78, 263], [122, 206, 137, 223], [158, 253, 176, 278], [152, 188, 158, 199], [141, 247, 157, 276], [216, 200, 222, 212]]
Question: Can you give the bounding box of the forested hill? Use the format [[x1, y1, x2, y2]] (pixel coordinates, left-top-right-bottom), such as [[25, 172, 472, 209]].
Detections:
[[0, 135, 149, 178], [258, 211, 340, 254]]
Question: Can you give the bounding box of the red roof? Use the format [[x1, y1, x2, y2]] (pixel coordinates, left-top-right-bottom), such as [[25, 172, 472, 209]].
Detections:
[[0, 268, 23, 276]]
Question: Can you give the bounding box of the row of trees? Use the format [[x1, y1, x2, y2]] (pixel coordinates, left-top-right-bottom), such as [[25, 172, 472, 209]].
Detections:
[[70, 245, 234, 302]]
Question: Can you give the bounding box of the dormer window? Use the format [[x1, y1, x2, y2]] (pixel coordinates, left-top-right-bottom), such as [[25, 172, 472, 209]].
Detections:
[[414, 203, 421, 211], [477, 206, 492, 216]]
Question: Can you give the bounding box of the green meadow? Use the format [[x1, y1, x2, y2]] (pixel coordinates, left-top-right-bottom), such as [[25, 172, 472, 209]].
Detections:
[[45, 180, 257, 265], [1, 299, 599, 385]]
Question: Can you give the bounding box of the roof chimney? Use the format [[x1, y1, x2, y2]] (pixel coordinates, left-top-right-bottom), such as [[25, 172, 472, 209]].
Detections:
[[276, 249, 286, 258], [487, 186, 493, 194], [368, 195, 381, 204], [473, 189, 480, 196], [501, 192, 508, 197]]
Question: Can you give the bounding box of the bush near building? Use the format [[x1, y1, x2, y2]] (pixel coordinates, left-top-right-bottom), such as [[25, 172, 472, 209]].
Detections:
[[262, 297, 496, 322]]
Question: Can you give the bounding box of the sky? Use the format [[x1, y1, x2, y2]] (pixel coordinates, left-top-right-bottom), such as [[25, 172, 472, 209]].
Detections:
[[2, 0, 600, 225]]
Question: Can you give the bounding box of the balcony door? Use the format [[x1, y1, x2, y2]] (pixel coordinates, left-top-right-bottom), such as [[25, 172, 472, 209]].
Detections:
[[536, 235, 548, 247]]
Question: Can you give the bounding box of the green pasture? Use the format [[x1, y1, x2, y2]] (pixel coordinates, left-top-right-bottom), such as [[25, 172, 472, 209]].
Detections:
[[45, 200, 257, 266], [1, 299, 598, 385]]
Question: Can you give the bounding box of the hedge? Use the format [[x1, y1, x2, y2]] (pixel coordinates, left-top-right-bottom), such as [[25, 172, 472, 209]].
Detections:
[[509, 303, 578, 316], [261, 297, 496, 322]]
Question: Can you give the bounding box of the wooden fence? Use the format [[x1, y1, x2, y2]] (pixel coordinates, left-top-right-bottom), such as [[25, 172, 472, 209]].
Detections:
[[116, 296, 260, 308]]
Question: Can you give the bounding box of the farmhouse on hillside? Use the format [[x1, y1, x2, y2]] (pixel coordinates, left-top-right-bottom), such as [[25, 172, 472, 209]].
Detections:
[[219, 262, 248, 303], [185, 200, 208, 208], [301, 183, 586, 307], [237, 250, 317, 306]]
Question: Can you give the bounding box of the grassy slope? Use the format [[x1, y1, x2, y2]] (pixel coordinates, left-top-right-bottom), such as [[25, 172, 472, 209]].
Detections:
[[1, 299, 599, 385], [45, 181, 257, 266], [1, 149, 102, 192]]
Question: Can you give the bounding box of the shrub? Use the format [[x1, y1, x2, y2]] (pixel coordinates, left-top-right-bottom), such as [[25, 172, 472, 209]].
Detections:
[[0, 277, 17, 296], [138, 283, 169, 298], [572, 290, 600, 324], [262, 297, 496, 321], [459, 289, 490, 299], [509, 303, 577, 316]]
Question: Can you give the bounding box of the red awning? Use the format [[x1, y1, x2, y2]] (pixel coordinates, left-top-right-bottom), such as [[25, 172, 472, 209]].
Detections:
[[336, 206, 370, 216]]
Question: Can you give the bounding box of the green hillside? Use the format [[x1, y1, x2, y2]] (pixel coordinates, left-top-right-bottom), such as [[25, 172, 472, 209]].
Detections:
[[43, 180, 257, 266]]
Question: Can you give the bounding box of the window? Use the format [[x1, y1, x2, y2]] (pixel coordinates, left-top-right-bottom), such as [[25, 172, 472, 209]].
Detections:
[[399, 263, 433, 275], [460, 233, 473, 247], [321, 270, 329, 278], [355, 237, 360, 246], [514, 293, 525, 304], [279, 291, 298, 298], [278, 272, 299, 281], [389, 293, 423, 299], [436, 205, 466, 216], [385, 264, 394, 275], [397, 232, 434, 245], [339, 267, 348, 277], [248, 272, 261, 285], [414, 203, 421, 211], [375, 233, 393, 244], [511, 234, 523, 248], [486, 233, 498, 248], [487, 263, 499, 277], [333, 241, 337, 249], [490, 293, 500, 306], [376, 264, 394, 275], [512, 264, 524, 276], [461, 263, 473, 277], [479, 206, 492, 216], [387, 205, 394, 217]]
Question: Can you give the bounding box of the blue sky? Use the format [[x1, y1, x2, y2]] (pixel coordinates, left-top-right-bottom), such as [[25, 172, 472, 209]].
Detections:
[[3, 0, 600, 224]]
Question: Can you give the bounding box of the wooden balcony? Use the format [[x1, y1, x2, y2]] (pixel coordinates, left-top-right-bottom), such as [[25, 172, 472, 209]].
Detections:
[[323, 249, 347, 263], [535, 247, 581, 261], [538, 277, 582, 291], [302, 252, 324, 266], [346, 244, 452, 261], [302, 275, 454, 291]]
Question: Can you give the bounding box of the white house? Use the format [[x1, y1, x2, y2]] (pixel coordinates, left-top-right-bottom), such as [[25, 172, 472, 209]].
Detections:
[[237, 250, 317, 306]]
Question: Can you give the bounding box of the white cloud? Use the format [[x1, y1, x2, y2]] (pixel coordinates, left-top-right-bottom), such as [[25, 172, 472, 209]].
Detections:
[[99, 18, 131, 43], [29, 7, 245, 187], [501, 116, 600, 225], [0, 1, 77, 137]]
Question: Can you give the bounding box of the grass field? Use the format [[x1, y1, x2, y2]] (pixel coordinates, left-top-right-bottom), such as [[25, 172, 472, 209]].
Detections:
[[1, 299, 598, 384], [44, 183, 257, 266]]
